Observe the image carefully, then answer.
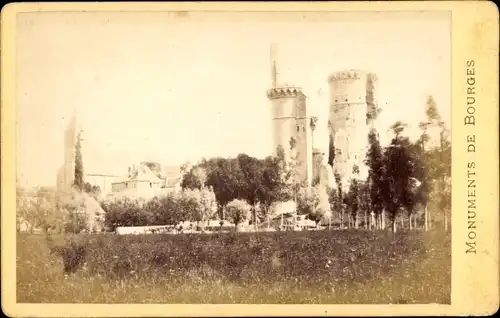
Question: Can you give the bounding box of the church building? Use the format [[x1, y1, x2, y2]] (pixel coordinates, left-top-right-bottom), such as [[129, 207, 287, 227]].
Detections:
[[56, 113, 183, 201]]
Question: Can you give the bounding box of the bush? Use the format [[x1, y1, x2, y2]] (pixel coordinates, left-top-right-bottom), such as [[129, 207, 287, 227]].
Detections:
[[101, 188, 219, 230], [224, 199, 251, 229], [18, 229, 451, 303], [297, 186, 330, 225], [52, 229, 448, 288]]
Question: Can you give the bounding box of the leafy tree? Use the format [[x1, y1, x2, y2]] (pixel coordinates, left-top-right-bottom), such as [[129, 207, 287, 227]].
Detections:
[[64, 203, 88, 234], [274, 145, 295, 202], [177, 190, 200, 224], [327, 186, 339, 228], [16, 186, 33, 232], [258, 155, 283, 216], [180, 161, 192, 174], [181, 166, 207, 190], [224, 199, 251, 230], [205, 157, 246, 211], [418, 103, 433, 231], [333, 172, 348, 229], [437, 128, 452, 231], [381, 124, 420, 233], [73, 131, 84, 192], [359, 181, 371, 229], [417, 95, 451, 231], [425, 95, 442, 123], [178, 149, 309, 225], [142, 161, 164, 179], [102, 197, 146, 230], [390, 121, 407, 138], [345, 173, 361, 229], [83, 182, 101, 199], [297, 186, 319, 216], [297, 185, 329, 227], [25, 188, 71, 233], [154, 194, 182, 226], [237, 153, 265, 227], [365, 128, 385, 229], [199, 186, 218, 224], [181, 187, 218, 229], [277, 143, 305, 205], [407, 139, 428, 229], [144, 196, 163, 224]]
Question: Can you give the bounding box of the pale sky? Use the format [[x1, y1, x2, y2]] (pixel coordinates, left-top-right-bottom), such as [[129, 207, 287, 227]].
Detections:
[[16, 11, 451, 187]]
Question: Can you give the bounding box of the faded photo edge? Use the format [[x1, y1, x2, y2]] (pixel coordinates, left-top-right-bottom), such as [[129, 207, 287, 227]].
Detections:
[[1, 1, 499, 317]]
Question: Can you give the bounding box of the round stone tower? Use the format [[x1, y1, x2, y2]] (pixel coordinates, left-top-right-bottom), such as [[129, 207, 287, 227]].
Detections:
[[267, 86, 313, 185], [267, 44, 313, 186], [328, 69, 377, 188], [366, 72, 380, 127]]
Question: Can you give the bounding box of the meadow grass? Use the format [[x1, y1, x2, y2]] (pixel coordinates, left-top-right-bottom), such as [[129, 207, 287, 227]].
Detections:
[[17, 229, 450, 304]]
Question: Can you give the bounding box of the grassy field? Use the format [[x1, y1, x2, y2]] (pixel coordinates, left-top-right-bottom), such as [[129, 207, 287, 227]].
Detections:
[[17, 229, 450, 304]]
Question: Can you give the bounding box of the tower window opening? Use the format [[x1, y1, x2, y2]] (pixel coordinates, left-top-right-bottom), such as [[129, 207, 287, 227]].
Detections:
[[345, 98, 348, 102], [303, 126, 306, 132], [296, 125, 300, 132]]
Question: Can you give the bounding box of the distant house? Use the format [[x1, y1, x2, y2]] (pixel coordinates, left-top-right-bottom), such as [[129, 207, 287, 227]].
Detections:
[[107, 162, 183, 200], [164, 176, 182, 194], [111, 163, 163, 193]]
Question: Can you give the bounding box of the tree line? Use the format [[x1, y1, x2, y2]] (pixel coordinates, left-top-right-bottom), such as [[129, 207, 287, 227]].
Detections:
[[174, 95, 451, 233], [16, 129, 103, 234], [16, 96, 450, 234]]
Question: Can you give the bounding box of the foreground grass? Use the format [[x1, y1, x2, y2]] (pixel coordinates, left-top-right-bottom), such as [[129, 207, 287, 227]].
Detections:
[[17, 229, 450, 304]]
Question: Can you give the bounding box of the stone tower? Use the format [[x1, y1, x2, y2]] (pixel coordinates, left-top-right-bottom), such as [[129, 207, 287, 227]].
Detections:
[[57, 109, 84, 193], [327, 70, 378, 189], [267, 44, 313, 185]]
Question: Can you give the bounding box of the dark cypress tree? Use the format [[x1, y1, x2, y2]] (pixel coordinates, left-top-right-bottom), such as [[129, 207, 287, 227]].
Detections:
[[328, 134, 335, 167], [73, 131, 84, 192]]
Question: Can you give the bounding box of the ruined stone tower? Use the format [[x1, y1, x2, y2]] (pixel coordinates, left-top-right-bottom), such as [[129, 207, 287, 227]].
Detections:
[[57, 110, 84, 193], [267, 44, 313, 185], [327, 70, 379, 189]]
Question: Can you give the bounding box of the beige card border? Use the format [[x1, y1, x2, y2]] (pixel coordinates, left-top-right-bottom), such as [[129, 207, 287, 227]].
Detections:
[[2, 1, 499, 316]]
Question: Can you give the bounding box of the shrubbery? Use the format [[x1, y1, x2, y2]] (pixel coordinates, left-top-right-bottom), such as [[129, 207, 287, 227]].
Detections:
[[296, 186, 331, 226], [16, 187, 102, 234], [49, 229, 450, 294], [224, 199, 251, 229], [101, 187, 218, 231]]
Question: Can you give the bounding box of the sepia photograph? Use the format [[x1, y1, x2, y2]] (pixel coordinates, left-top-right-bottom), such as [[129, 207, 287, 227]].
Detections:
[[2, 1, 498, 315], [13, 9, 452, 304]]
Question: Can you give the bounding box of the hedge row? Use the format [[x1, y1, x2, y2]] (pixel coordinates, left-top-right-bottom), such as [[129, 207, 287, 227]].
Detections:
[[52, 229, 449, 288]]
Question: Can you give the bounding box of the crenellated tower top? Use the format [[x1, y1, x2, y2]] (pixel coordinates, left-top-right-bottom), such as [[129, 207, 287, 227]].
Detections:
[[328, 69, 369, 83], [267, 86, 305, 100]]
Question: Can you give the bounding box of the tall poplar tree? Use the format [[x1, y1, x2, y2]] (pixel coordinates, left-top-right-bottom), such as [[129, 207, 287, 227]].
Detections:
[[73, 131, 84, 192], [365, 128, 385, 229], [334, 172, 345, 229], [418, 96, 451, 231], [382, 122, 419, 233], [328, 134, 335, 167]]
